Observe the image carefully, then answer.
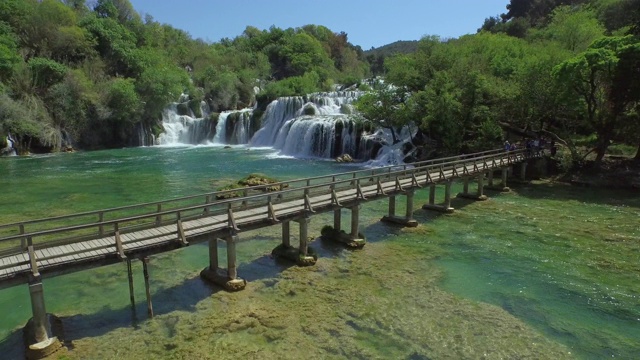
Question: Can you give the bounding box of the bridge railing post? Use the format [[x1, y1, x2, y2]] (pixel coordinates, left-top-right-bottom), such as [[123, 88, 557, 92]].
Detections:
[[98, 212, 104, 236], [20, 224, 26, 251], [155, 204, 162, 225]]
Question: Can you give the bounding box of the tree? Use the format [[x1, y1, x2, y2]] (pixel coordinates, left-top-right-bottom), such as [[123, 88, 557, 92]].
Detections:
[[553, 35, 639, 164], [544, 6, 605, 52], [0, 22, 20, 79], [354, 87, 412, 144]]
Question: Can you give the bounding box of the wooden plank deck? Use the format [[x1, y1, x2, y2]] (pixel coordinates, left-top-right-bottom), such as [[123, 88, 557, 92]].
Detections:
[[0, 150, 531, 287]]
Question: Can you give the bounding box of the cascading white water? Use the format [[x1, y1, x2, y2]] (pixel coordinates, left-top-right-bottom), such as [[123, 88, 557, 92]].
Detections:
[[212, 109, 253, 144], [157, 99, 255, 146], [249, 91, 374, 159], [2, 134, 17, 156], [157, 104, 198, 145], [154, 89, 409, 163]]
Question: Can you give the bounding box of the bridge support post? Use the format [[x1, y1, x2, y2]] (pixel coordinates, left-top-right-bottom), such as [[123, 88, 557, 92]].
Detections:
[[476, 173, 487, 200], [520, 162, 528, 181], [444, 180, 453, 210], [422, 181, 455, 213], [200, 234, 246, 291], [382, 191, 418, 227], [23, 279, 62, 359], [487, 167, 510, 191], [502, 168, 509, 189], [142, 257, 153, 318], [388, 196, 396, 217], [350, 205, 360, 239], [333, 209, 341, 232], [282, 221, 291, 247], [272, 218, 316, 266], [127, 258, 135, 310], [458, 174, 487, 201]]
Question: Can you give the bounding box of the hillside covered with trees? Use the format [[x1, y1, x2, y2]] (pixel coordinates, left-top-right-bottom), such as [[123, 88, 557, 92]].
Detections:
[[1, 0, 639, 168], [358, 0, 640, 167], [0, 0, 369, 154]]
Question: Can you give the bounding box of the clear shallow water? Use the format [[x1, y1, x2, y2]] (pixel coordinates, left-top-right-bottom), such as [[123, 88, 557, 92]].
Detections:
[[0, 147, 638, 359]]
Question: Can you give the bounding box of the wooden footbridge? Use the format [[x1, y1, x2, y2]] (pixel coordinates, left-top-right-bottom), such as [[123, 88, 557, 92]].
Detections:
[[0, 148, 536, 356]]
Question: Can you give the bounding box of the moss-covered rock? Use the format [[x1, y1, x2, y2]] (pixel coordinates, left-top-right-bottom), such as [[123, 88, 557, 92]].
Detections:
[[215, 173, 288, 199], [302, 104, 316, 116], [188, 99, 203, 118], [176, 103, 189, 116]]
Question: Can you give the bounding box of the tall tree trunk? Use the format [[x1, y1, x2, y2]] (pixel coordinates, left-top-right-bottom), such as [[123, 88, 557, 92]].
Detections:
[[594, 136, 610, 167]]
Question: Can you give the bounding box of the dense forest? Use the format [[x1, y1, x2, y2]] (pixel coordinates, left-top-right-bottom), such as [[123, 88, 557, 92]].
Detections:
[[1, 0, 639, 168], [0, 0, 369, 153], [359, 0, 640, 166]]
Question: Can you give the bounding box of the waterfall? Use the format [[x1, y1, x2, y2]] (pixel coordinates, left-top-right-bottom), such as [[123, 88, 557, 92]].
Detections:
[[154, 90, 403, 163], [2, 134, 17, 156], [157, 99, 256, 146], [212, 109, 254, 144], [249, 91, 375, 159]]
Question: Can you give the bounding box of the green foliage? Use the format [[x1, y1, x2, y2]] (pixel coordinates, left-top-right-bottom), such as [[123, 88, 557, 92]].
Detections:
[[354, 87, 412, 144], [28, 57, 68, 90], [0, 22, 20, 79], [105, 77, 139, 124], [259, 71, 323, 103], [541, 6, 605, 52]]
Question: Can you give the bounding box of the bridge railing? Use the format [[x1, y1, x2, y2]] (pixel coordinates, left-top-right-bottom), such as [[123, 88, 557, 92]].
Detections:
[[0, 148, 531, 258]]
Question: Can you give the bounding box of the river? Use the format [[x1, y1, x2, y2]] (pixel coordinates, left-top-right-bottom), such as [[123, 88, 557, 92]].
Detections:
[[0, 146, 638, 359]]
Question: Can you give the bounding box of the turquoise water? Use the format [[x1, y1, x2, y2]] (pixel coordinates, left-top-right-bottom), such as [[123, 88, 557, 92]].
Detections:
[[0, 147, 638, 359]]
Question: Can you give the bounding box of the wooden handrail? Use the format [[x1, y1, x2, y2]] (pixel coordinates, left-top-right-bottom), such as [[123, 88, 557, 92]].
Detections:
[[0, 149, 531, 246]]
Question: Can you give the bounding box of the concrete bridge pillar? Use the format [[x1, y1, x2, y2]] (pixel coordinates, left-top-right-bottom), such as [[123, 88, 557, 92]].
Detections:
[[520, 162, 528, 181], [428, 185, 436, 205], [333, 209, 341, 232], [476, 173, 485, 198], [381, 191, 418, 227], [422, 180, 455, 213], [24, 279, 62, 359], [297, 217, 309, 256], [282, 221, 291, 247], [444, 181, 453, 210], [388, 196, 396, 217], [350, 205, 360, 239], [458, 175, 487, 201], [273, 218, 317, 266], [200, 234, 246, 291], [486, 168, 510, 192]]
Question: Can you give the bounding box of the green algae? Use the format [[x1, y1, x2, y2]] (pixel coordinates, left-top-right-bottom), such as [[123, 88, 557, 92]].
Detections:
[[0, 149, 638, 359]]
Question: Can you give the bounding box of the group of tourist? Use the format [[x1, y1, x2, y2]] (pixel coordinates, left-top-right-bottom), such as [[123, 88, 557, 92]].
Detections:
[[504, 138, 557, 156]]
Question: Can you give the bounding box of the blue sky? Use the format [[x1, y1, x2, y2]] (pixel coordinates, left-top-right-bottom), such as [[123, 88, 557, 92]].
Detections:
[[128, 0, 510, 49]]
